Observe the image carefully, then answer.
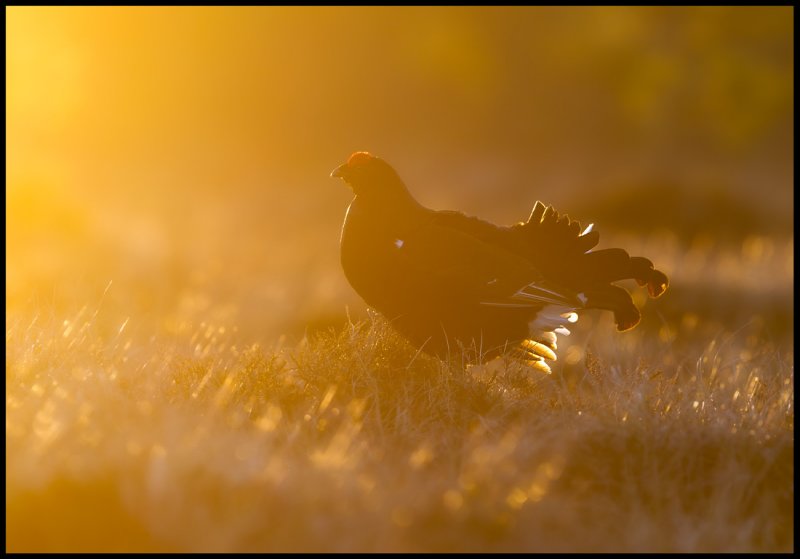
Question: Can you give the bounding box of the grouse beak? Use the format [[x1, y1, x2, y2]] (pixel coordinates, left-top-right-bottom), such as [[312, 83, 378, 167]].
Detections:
[[330, 164, 348, 179]]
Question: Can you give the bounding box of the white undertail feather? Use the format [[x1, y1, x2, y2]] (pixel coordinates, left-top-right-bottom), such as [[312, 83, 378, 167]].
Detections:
[[516, 304, 581, 373], [525, 359, 553, 375], [521, 339, 557, 361], [529, 305, 577, 331], [476, 279, 582, 373], [535, 331, 558, 348]]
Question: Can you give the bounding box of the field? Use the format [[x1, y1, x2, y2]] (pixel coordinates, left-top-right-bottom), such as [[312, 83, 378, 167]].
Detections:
[[6, 210, 794, 552], [6, 6, 793, 553]]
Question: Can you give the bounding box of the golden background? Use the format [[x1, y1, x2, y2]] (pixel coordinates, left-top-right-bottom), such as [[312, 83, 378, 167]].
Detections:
[[6, 6, 793, 552]]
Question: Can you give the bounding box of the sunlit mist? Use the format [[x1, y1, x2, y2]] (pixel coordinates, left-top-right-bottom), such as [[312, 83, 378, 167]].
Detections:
[[6, 6, 793, 553]]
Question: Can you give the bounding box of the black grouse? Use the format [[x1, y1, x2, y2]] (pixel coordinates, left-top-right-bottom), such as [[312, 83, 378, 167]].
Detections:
[[331, 151, 668, 373]]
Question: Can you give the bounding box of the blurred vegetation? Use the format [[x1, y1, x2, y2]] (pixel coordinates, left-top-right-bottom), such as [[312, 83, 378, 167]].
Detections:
[[571, 182, 792, 241], [6, 313, 793, 552], [7, 6, 793, 333], [5, 6, 794, 552]]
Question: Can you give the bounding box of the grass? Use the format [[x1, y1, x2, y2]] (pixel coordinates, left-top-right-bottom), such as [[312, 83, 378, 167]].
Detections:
[[5, 174, 794, 552], [6, 7, 793, 549], [6, 299, 794, 552]]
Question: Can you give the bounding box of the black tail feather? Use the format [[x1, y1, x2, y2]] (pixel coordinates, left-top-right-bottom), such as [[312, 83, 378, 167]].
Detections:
[[523, 202, 600, 257], [583, 284, 641, 331], [522, 201, 669, 329], [431, 200, 668, 333]]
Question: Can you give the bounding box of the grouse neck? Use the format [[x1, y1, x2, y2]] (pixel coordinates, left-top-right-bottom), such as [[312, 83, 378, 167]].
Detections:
[[353, 185, 423, 214]]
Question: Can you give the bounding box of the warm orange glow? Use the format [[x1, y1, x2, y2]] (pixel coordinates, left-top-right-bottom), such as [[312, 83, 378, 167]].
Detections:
[[6, 6, 793, 553], [346, 151, 375, 167]]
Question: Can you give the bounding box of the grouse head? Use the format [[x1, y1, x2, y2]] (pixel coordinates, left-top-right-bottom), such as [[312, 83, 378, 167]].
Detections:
[[330, 152, 410, 201]]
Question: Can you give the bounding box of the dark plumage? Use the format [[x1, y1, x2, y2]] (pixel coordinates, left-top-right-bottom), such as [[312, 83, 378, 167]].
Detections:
[[331, 151, 668, 372]]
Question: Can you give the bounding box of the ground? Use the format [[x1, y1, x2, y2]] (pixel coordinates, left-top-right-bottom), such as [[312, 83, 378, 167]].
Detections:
[[6, 232, 793, 552]]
